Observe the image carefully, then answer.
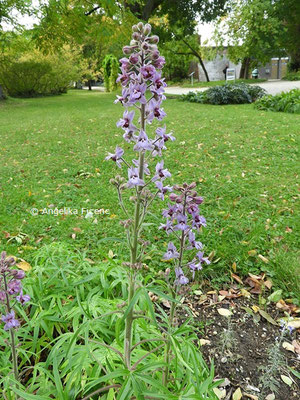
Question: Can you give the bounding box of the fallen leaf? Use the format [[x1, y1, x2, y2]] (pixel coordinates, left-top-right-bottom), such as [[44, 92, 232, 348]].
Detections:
[[252, 305, 260, 313], [232, 387, 242, 400], [200, 339, 211, 346], [258, 254, 269, 263], [244, 394, 258, 400], [264, 279, 272, 290], [213, 388, 226, 400], [287, 319, 300, 329], [281, 375, 293, 386], [240, 288, 251, 298], [292, 340, 300, 355], [265, 395, 275, 400], [248, 250, 257, 256], [231, 273, 243, 285], [17, 261, 32, 271], [282, 341, 295, 353], [232, 261, 237, 272], [259, 310, 277, 325], [213, 387, 226, 399], [72, 227, 82, 233], [217, 308, 232, 317]]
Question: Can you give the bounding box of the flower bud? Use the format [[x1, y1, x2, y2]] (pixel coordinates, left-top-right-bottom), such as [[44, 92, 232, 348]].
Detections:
[[143, 23, 151, 35], [109, 178, 117, 185], [137, 22, 144, 31], [148, 35, 159, 44], [141, 42, 149, 51], [132, 24, 139, 32], [10, 270, 25, 279], [151, 50, 160, 60], [132, 32, 141, 41], [194, 196, 203, 205], [123, 46, 133, 55], [169, 193, 178, 202]]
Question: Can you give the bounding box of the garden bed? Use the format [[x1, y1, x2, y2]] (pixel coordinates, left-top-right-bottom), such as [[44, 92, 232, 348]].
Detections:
[[177, 286, 300, 399]]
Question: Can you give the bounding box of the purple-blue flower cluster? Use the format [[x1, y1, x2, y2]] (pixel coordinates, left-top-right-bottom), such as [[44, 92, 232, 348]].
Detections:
[[0, 251, 30, 331], [106, 22, 209, 286], [106, 22, 173, 201], [160, 183, 210, 284]]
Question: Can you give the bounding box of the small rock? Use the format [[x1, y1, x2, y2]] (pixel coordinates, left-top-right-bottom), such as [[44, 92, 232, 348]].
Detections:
[[221, 357, 227, 363]]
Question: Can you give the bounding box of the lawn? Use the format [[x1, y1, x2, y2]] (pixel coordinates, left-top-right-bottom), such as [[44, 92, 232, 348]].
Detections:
[[167, 78, 267, 88], [0, 90, 299, 298]]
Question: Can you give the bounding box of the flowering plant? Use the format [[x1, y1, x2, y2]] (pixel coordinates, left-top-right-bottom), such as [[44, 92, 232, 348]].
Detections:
[[0, 251, 30, 381], [105, 21, 211, 394]]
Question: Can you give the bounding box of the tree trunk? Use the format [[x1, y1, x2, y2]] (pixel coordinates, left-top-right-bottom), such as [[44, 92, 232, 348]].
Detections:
[[179, 37, 210, 82], [0, 85, 5, 100], [88, 80, 92, 90], [239, 57, 251, 79]]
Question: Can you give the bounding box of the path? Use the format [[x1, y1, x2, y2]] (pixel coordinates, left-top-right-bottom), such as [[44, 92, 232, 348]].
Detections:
[[164, 80, 300, 96]]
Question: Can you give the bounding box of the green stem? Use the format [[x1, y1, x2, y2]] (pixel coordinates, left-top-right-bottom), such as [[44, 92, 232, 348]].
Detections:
[[124, 101, 146, 369], [3, 273, 18, 382], [162, 193, 187, 386]]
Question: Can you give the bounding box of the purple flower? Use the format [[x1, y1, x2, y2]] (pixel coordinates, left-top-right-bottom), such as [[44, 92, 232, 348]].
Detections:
[[16, 290, 30, 305], [163, 242, 179, 260], [1, 310, 20, 331], [114, 87, 129, 105], [105, 146, 124, 168], [152, 138, 166, 157], [162, 204, 179, 219], [150, 72, 167, 95], [7, 279, 21, 295], [155, 181, 172, 200], [120, 57, 131, 71], [187, 231, 203, 250], [117, 110, 136, 132], [152, 160, 171, 182], [175, 267, 189, 285], [159, 220, 173, 234], [156, 126, 175, 142], [192, 215, 207, 230], [127, 167, 145, 188], [188, 262, 202, 279], [174, 214, 188, 231], [129, 54, 139, 64], [187, 203, 199, 218], [140, 64, 156, 80], [116, 69, 131, 86], [147, 99, 166, 123], [133, 130, 153, 151], [153, 56, 165, 69], [196, 252, 211, 265], [128, 82, 147, 105]]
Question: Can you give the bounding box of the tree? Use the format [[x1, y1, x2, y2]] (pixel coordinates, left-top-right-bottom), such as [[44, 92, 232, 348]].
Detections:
[[214, 0, 300, 77], [34, 1, 229, 82], [0, 0, 33, 99]]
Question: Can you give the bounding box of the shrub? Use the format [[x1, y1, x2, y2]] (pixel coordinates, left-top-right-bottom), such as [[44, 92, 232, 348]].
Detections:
[[102, 54, 119, 92], [180, 83, 266, 105], [282, 70, 300, 81], [0, 51, 79, 98], [255, 89, 300, 114]]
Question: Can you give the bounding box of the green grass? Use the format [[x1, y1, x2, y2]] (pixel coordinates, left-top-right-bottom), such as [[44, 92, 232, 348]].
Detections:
[[167, 78, 267, 88], [0, 90, 299, 298]]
